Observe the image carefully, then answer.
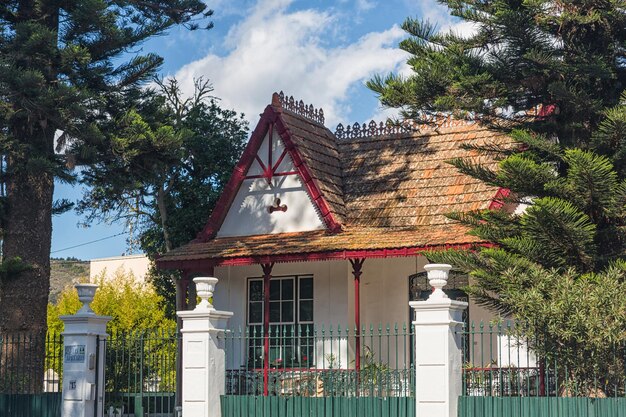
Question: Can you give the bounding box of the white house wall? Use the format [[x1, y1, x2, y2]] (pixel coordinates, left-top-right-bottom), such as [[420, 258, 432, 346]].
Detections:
[[216, 130, 326, 237], [213, 261, 350, 370]]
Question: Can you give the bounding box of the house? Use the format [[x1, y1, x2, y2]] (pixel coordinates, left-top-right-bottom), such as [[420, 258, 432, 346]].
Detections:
[[156, 92, 518, 383]]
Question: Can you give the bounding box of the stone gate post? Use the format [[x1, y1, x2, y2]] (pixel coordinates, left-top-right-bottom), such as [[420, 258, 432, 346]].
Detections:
[[177, 277, 233, 417], [409, 264, 468, 417], [60, 283, 111, 417]]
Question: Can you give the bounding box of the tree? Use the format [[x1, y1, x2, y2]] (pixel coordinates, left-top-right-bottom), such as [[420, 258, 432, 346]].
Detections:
[[0, 0, 212, 338], [369, 1, 626, 390], [48, 271, 177, 394], [77, 78, 248, 316], [48, 270, 175, 335]]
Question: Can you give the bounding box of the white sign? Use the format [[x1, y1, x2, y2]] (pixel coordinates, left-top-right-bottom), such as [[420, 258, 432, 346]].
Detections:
[[65, 345, 86, 363]]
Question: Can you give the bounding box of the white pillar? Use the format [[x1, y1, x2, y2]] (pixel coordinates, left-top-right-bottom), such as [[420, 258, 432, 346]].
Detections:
[[178, 277, 233, 417], [409, 264, 468, 417], [61, 284, 111, 417]]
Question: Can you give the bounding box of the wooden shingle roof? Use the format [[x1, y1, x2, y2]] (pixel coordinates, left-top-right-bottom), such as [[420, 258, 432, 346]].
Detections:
[[157, 95, 515, 269]]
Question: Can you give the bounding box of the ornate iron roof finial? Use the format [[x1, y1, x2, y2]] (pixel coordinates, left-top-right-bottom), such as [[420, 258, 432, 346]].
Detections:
[[334, 114, 474, 139], [272, 91, 325, 125]]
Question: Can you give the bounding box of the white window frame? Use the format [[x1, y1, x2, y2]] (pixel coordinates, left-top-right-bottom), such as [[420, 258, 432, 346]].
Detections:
[[247, 275, 313, 326]]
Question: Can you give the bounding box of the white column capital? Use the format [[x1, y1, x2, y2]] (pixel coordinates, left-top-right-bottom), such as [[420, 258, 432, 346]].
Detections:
[[60, 314, 111, 337], [177, 308, 233, 334], [409, 298, 468, 326]]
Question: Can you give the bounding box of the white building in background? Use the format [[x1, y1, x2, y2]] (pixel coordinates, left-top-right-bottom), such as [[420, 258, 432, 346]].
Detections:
[[89, 254, 151, 283]]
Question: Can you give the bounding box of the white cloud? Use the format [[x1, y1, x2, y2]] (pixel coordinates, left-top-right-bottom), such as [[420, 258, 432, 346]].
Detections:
[[172, 0, 407, 128], [356, 0, 376, 12], [418, 0, 477, 38]]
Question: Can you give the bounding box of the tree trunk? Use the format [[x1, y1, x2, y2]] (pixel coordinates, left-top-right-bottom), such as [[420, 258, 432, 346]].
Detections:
[[156, 185, 173, 252], [0, 154, 54, 393], [0, 164, 53, 333]]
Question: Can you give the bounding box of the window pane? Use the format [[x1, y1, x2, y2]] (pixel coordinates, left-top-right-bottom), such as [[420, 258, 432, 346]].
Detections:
[[281, 279, 294, 300], [281, 301, 293, 322], [270, 280, 280, 301], [269, 301, 280, 322], [299, 277, 313, 299], [249, 302, 262, 324], [249, 280, 263, 302], [299, 300, 313, 322]]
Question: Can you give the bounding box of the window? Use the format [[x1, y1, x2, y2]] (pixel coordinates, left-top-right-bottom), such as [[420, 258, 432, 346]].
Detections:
[[247, 275, 314, 368]]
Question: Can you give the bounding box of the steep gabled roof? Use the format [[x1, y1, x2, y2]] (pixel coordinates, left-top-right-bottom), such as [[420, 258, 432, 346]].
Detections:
[[194, 93, 342, 242], [157, 93, 515, 270]]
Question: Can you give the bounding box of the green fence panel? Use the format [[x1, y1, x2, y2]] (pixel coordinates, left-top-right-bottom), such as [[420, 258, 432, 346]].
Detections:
[[0, 393, 62, 417], [221, 395, 415, 417], [459, 396, 626, 417]]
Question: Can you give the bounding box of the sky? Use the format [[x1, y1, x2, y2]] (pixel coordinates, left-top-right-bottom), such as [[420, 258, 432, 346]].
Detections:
[[51, 0, 470, 260]]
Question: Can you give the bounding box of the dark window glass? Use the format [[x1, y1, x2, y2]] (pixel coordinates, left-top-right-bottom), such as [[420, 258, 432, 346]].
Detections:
[[299, 300, 313, 322], [270, 280, 280, 301], [269, 301, 281, 322], [249, 280, 263, 301], [249, 302, 262, 324], [281, 301, 293, 322], [281, 279, 294, 300], [299, 277, 313, 299]]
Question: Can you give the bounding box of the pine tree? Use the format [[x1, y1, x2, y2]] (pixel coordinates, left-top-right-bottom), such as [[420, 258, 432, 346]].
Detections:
[[369, 1, 626, 386], [0, 1, 211, 337]]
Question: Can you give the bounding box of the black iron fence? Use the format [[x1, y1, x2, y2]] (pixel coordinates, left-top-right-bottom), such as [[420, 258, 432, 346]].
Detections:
[[459, 321, 626, 398], [0, 332, 63, 417], [102, 329, 179, 416], [224, 323, 415, 398]]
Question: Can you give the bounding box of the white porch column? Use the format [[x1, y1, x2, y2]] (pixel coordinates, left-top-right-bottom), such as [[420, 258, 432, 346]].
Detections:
[[177, 277, 233, 417], [409, 264, 468, 417], [60, 284, 111, 417]]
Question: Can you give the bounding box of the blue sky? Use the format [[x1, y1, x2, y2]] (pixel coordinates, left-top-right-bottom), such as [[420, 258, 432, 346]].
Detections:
[[51, 0, 469, 260]]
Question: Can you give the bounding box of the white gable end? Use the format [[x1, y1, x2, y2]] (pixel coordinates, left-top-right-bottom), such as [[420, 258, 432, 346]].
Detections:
[[216, 129, 326, 237]]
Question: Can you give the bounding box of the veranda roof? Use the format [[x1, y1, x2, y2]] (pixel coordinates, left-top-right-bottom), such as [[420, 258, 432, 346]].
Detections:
[[157, 93, 514, 269]]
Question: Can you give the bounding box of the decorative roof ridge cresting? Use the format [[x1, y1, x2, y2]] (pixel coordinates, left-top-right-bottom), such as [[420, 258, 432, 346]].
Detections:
[[273, 91, 325, 125], [334, 114, 475, 140]]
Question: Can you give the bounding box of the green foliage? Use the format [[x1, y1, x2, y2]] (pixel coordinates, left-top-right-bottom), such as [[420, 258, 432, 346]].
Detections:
[[0, 257, 33, 282], [0, 0, 213, 183], [47, 270, 176, 335], [373, 0, 626, 392]]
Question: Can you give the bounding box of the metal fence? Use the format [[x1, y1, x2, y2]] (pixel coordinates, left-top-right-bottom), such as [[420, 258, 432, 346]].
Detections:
[[0, 332, 63, 417], [224, 323, 415, 398], [459, 321, 626, 398], [102, 329, 179, 417], [0, 332, 63, 394]]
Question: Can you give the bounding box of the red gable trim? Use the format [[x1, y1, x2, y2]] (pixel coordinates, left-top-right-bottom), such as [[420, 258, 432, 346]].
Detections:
[[273, 109, 342, 233], [194, 105, 341, 242], [157, 242, 494, 270], [489, 188, 511, 210]]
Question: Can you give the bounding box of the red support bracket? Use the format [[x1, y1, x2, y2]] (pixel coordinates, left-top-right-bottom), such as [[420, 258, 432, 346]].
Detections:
[[349, 258, 365, 375], [261, 262, 274, 396]]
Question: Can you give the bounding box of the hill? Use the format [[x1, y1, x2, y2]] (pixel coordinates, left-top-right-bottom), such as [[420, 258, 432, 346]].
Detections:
[[50, 257, 89, 303]]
